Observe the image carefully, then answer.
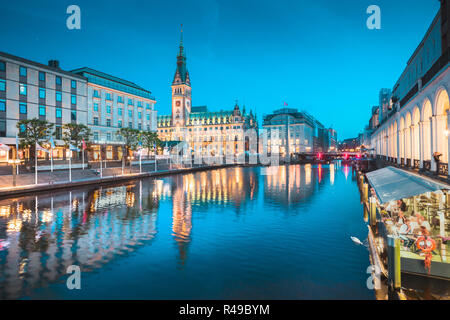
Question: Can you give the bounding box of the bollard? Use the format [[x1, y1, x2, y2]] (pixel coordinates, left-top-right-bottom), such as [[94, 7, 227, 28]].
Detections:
[[369, 196, 377, 227], [387, 235, 401, 290], [363, 183, 369, 203]]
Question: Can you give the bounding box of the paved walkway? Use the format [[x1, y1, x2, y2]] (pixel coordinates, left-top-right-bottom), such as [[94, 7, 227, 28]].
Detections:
[[0, 160, 231, 197]]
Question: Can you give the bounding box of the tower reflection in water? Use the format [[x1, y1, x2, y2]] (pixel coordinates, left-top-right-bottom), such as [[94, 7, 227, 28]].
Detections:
[[0, 164, 337, 299]]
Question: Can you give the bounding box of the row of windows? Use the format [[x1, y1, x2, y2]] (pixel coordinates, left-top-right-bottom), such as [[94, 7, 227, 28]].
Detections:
[[92, 89, 152, 109], [17, 103, 68, 118], [93, 117, 150, 128], [158, 125, 242, 134], [0, 62, 78, 88], [92, 126, 151, 141], [17, 84, 77, 104], [93, 104, 151, 120]]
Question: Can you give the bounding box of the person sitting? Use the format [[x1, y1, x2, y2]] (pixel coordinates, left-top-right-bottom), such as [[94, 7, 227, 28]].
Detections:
[[398, 199, 407, 212], [396, 211, 406, 225], [398, 219, 414, 248]]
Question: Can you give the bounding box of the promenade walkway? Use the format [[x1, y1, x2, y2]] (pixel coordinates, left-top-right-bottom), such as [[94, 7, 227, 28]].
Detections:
[[0, 159, 226, 198]]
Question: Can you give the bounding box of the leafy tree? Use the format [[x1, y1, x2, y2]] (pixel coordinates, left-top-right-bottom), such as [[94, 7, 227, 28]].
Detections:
[[62, 123, 91, 160], [16, 119, 54, 167], [118, 127, 140, 165], [139, 130, 162, 159]]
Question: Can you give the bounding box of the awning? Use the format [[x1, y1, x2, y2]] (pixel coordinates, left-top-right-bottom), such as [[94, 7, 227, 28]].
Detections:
[[365, 166, 449, 204]]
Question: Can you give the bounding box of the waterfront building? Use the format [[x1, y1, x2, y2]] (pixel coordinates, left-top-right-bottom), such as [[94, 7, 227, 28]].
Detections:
[[378, 88, 392, 124], [0, 52, 88, 162], [261, 108, 332, 156], [369, 1, 450, 175], [369, 106, 380, 129], [71, 68, 157, 161], [157, 30, 258, 156], [339, 137, 360, 152], [326, 128, 338, 152], [262, 108, 314, 156]]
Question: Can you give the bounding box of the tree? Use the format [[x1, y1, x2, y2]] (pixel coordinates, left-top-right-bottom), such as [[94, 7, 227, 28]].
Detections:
[[139, 131, 162, 159], [118, 128, 140, 165], [62, 123, 91, 160], [16, 119, 54, 167]]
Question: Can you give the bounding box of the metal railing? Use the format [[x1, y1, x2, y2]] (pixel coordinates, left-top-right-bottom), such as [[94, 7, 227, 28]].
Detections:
[[423, 160, 431, 171], [414, 159, 420, 169]]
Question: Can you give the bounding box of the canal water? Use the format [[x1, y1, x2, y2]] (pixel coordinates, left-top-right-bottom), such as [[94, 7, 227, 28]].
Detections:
[[0, 163, 374, 299]]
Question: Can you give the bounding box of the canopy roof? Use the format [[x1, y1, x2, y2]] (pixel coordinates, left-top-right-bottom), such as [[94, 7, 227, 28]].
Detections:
[[365, 166, 449, 204]]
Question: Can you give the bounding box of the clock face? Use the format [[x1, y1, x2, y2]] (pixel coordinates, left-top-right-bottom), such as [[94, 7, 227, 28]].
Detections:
[[176, 101, 181, 107]]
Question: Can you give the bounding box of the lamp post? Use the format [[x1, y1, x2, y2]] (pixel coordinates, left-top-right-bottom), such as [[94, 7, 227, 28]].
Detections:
[[8, 158, 20, 187], [128, 156, 132, 174]]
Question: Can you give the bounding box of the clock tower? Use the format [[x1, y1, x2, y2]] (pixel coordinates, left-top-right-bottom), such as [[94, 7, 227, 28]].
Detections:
[[171, 25, 191, 128]]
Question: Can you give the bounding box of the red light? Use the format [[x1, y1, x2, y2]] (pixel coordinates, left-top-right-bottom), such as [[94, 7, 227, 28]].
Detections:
[[317, 153, 322, 160]]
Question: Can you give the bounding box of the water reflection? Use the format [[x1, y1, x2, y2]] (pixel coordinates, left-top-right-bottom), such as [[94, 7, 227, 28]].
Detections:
[[0, 183, 159, 299], [0, 163, 372, 299]]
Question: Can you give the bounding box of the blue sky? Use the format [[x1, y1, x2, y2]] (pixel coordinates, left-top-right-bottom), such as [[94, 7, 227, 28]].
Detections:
[[0, 0, 441, 139]]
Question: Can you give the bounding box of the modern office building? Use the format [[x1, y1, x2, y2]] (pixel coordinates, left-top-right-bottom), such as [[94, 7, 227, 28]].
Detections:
[[261, 108, 315, 155], [157, 30, 258, 156], [0, 52, 88, 162], [325, 128, 338, 152], [71, 68, 157, 161], [261, 108, 334, 156]]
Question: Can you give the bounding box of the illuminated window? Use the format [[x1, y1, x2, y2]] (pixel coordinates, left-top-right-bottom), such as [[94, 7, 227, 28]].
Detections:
[[19, 83, 27, 96], [39, 88, 46, 99], [19, 103, 27, 114], [39, 105, 46, 116]]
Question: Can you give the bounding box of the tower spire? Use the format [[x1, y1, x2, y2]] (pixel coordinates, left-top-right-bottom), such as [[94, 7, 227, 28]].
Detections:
[[173, 24, 189, 85], [179, 24, 184, 56]]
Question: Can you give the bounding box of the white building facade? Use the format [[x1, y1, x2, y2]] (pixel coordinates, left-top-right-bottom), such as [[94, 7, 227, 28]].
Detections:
[[262, 108, 315, 156], [0, 52, 88, 162], [71, 68, 157, 161], [370, 5, 450, 176]]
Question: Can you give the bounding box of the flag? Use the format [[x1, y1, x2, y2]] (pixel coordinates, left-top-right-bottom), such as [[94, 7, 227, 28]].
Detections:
[[15, 133, 19, 150], [82, 139, 87, 150], [0, 143, 10, 151], [69, 144, 80, 152], [283, 102, 288, 106], [36, 142, 49, 154]]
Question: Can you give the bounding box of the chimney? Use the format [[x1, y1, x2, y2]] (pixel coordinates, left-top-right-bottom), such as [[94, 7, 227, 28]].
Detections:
[[48, 60, 60, 69]]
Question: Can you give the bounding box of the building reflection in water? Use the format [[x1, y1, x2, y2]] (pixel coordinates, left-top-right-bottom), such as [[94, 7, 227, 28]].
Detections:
[[0, 164, 340, 299], [166, 168, 258, 268], [264, 164, 316, 207], [0, 182, 159, 299]]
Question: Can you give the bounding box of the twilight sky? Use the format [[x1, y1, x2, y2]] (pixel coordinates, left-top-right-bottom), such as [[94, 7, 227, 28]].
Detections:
[[0, 0, 441, 139]]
